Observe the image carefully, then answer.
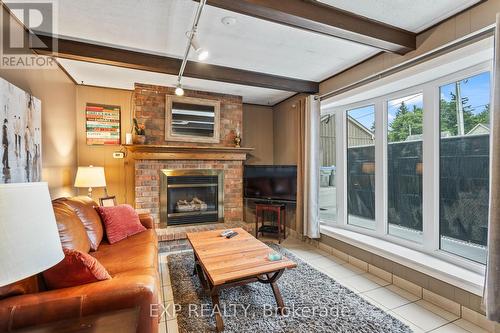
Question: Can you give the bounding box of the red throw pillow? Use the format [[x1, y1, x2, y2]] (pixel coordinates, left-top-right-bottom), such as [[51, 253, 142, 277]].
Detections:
[[96, 204, 146, 244], [43, 248, 111, 289]]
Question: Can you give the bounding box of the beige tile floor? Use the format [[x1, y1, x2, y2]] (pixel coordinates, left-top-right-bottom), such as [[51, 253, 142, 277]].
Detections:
[[157, 237, 489, 333]]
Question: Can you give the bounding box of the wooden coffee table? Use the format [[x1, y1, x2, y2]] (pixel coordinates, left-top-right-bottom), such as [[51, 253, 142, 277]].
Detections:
[[186, 228, 296, 332]]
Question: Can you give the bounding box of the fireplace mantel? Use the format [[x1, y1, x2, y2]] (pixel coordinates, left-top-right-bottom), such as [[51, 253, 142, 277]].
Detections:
[[124, 144, 253, 161]]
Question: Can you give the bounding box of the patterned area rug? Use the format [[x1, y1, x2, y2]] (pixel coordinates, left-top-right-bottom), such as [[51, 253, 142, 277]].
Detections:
[[168, 244, 412, 333]]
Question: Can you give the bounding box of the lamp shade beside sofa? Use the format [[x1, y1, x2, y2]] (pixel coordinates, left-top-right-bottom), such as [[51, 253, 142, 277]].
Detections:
[[0, 183, 64, 287]]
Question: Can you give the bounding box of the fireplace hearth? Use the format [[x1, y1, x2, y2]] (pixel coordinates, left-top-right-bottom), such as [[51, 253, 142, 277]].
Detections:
[[160, 169, 223, 226]]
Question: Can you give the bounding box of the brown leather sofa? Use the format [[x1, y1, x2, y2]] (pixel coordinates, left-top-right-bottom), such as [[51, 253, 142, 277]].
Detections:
[[0, 196, 160, 333]]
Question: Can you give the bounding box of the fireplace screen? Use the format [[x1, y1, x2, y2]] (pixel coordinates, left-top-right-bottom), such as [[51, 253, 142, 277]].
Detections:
[[160, 170, 223, 226]]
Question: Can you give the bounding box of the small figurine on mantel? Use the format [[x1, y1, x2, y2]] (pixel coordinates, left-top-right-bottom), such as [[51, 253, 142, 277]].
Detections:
[[132, 118, 146, 144], [234, 123, 241, 148]]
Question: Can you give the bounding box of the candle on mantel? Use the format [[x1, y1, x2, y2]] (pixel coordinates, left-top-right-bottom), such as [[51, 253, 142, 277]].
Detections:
[[235, 123, 241, 138]]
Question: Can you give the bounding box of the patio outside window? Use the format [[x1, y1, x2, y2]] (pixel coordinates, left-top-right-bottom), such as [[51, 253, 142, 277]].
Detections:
[[347, 105, 376, 230], [439, 72, 490, 264], [387, 93, 423, 243], [319, 114, 337, 224]]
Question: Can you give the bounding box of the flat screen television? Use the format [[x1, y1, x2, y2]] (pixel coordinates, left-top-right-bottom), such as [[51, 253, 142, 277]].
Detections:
[[244, 165, 297, 202]]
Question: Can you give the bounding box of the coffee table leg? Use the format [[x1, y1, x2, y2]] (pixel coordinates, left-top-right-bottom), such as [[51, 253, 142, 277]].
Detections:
[[193, 253, 208, 289], [266, 271, 287, 315], [210, 286, 224, 332]]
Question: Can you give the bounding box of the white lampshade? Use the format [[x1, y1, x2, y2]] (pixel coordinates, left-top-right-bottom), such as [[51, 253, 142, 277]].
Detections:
[[74, 166, 106, 188], [0, 182, 64, 287]]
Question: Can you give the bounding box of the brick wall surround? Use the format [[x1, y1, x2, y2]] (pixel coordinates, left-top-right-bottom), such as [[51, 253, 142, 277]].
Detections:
[[134, 83, 242, 146], [132, 83, 246, 231], [135, 159, 244, 225]]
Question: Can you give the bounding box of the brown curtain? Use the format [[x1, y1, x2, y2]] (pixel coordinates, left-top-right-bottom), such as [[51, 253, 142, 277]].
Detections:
[[296, 97, 306, 236], [296, 96, 321, 239]]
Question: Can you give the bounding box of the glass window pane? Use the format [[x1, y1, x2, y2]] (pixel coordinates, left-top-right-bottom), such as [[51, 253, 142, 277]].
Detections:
[[387, 94, 423, 242], [439, 72, 490, 264], [319, 114, 337, 224], [347, 106, 376, 230]]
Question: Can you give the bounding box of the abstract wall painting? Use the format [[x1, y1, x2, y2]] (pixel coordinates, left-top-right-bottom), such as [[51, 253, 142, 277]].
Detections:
[[1, 77, 42, 184]]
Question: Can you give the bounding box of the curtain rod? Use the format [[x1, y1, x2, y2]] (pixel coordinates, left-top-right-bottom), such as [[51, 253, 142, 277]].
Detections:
[[319, 25, 495, 102]]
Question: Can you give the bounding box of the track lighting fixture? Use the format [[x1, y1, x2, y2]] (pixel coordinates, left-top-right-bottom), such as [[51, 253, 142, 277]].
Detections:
[[175, 0, 207, 96]]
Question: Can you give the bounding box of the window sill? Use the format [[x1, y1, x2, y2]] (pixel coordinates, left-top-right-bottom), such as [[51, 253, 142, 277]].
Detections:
[[320, 225, 485, 296]]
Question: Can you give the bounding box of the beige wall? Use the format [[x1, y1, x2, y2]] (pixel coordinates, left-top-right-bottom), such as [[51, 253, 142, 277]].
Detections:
[[75, 86, 133, 203], [0, 5, 77, 198], [242, 104, 274, 165], [0, 68, 77, 198], [320, 0, 500, 95]]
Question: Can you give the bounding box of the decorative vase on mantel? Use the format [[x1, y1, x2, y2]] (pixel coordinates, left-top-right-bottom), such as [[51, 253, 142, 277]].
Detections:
[[132, 134, 146, 145], [132, 118, 146, 145], [234, 123, 241, 148]]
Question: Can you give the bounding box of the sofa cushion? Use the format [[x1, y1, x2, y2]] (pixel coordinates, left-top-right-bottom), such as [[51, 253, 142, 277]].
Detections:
[[43, 248, 111, 290], [90, 230, 157, 275], [52, 200, 91, 253], [60, 197, 104, 251], [96, 204, 146, 244]]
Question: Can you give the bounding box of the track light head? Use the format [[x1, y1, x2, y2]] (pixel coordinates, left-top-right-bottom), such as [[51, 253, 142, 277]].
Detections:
[[190, 35, 209, 61]]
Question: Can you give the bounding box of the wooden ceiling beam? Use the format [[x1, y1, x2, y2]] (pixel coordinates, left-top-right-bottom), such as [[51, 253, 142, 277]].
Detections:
[[31, 33, 319, 93], [199, 0, 416, 54]]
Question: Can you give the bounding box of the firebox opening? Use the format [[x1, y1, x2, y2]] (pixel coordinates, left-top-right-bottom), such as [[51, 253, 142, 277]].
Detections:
[[160, 169, 224, 226]]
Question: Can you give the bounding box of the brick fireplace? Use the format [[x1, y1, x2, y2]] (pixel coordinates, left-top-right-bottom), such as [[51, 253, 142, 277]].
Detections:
[[128, 84, 253, 243], [129, 146, 252, 243]]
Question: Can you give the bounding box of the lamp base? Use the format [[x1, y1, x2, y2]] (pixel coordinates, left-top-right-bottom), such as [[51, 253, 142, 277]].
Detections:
[[87, 187, 93, 198]]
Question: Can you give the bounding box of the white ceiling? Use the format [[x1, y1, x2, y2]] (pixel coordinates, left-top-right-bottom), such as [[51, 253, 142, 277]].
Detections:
[[58, 59, 295, 105], [14, 0, 379, 81], [5, 0, 483, 104], [317, 0, 481, 33]]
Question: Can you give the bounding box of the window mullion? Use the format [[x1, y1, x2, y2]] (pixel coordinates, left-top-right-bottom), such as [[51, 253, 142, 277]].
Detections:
[[375, 100, 386, 236], [422, 84, 439, 252]]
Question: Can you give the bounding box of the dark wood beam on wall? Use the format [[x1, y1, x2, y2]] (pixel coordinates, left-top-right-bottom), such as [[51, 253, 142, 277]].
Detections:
[[31, 33, 319, 93], [199, 0, 416, 55]]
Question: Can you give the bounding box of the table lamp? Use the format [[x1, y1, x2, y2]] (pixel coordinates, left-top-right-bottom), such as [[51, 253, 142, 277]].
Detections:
[[74, 165, 107, 198], [0, 182, 64, 287]]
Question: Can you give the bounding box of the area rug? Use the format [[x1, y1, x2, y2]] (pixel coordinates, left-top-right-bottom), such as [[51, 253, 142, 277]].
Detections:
[[167, 244, 411, 333]]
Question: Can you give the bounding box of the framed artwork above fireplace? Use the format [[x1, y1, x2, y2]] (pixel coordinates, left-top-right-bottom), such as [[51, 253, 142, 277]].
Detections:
[[165, 95, 220, 144]]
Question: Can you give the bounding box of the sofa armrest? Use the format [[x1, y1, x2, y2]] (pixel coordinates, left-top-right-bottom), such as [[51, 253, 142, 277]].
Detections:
[[0, 269, 160, 333], [138, 213, 154, 229]]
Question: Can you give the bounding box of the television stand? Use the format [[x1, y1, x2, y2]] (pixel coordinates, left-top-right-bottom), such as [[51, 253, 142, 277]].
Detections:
[[255, 203, 287, 243]]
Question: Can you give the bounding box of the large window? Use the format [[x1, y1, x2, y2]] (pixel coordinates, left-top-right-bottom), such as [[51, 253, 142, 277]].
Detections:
[[319, 60, 492, 269], [347, 106, 376, 230], [387, 94, 423, 242], [319, 114, 337, 223], [439, 72, 490, 264]]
